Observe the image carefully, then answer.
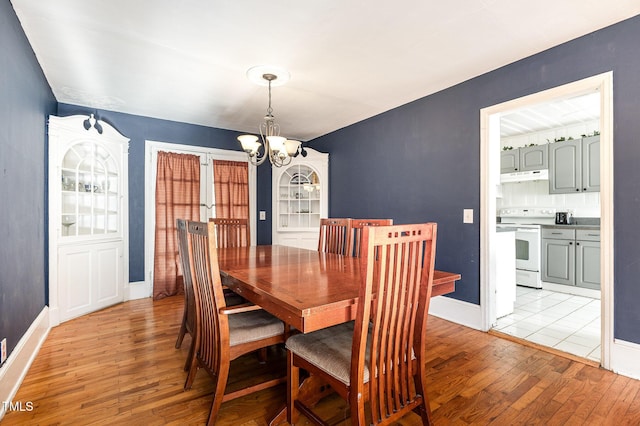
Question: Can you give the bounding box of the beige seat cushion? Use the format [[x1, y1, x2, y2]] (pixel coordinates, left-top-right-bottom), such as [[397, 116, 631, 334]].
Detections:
[[229, 310, 284, 346], [286, 321, 370, 386]]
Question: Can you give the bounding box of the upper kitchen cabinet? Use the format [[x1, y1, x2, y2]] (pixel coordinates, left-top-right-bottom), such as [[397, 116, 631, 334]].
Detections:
[[500, 144, 548, 173], [581, 135, 600, 192], [519, 144, 548, 171], [549, 136, 599, 193], [500, 149, 519, 173]]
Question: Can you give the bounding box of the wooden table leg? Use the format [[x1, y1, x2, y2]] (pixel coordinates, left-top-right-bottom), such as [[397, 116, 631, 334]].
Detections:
[[269, 375, 334, 426]]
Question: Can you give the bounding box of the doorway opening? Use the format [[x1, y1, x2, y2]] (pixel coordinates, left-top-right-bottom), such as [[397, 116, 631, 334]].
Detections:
[[480, 72, 613, 370]]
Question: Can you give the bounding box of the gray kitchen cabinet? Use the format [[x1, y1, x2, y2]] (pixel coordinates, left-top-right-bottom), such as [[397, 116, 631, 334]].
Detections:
[[549, 136, 599, 193], [519, 144, 548, 171], [542, 228, 575, 286], [500, 145, 548, 174], [500, 150, 519, 173], [542, 227, 600, 289], [576, 229, 601, 290], [582, 135, 600, 192], [549, 139, 581, 193]]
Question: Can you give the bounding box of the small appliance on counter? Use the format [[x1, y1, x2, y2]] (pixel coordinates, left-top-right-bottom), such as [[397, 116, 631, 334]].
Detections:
[[555, 212, 573, 225]]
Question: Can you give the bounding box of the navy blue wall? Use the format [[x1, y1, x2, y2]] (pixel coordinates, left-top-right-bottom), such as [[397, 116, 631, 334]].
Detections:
[[311, 15, 640, 344], [4, 0, 640, 357], [0, 1, 56, 358], [57, 104, 274, 283]]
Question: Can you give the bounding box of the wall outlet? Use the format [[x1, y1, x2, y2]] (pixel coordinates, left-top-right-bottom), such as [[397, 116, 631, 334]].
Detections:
[[463, 209, 474, 224], [1, 337, 7, 364], [259, 211, 266, 221]]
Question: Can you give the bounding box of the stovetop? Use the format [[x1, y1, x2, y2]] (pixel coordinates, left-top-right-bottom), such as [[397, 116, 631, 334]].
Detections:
[[497, 207, 557, 226]]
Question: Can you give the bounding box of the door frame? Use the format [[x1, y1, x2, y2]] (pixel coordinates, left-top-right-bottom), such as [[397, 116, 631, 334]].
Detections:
[[479, 72, 614, 369], [143, 140, 257, 299]]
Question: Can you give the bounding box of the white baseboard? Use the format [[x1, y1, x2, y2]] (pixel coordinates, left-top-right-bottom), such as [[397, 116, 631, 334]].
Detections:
[[126, 281, 150, 301], [610, 338, 640, 380], [0, 306, 50, 421], [428, 295, 483, 330]]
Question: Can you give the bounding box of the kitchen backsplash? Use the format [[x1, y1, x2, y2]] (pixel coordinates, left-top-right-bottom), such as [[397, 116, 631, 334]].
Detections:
[[497, 179, 601, 217]]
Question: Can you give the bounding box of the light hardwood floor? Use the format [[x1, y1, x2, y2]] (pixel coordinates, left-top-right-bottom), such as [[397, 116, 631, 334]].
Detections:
[[3, 295, 640, 425]]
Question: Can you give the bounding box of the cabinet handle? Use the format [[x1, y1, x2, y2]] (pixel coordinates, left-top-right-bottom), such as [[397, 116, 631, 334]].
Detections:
[[569, 242, 573, 245], [583, 188, 587, 191], [576, 188, 580, 191], [576, 242, 580, 245]]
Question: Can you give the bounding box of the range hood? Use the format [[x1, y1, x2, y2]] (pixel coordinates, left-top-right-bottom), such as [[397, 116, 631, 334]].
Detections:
[[500, 169, 549, 183]]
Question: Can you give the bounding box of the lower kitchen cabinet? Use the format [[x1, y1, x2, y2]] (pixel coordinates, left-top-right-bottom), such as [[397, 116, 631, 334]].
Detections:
[[542, 227, 600, 289], [542, 229, 575, 286], [576, 231, 601, 290]]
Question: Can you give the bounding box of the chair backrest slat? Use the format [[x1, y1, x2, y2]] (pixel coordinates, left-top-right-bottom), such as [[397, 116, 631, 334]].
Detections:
[[353, 223, 437, 424], [350, 218, 393, 258], [317, 218, 352, 255], [210, 218, 250, 248]]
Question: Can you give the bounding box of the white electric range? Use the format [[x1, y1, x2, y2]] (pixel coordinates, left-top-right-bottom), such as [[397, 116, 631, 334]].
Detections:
[[497, 207, 556, 288]]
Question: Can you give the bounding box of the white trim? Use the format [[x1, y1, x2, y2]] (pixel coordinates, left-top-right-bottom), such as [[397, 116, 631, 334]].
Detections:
[[480, 72, 614, 370], [428, 296, 483, 330], [125, 281, 149, 301], [144, 141, 257, 299], [0, 307, 50, 421], [611, 339, 640, 380]]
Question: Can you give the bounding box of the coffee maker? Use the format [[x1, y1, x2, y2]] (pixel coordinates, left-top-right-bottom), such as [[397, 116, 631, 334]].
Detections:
[[555, 212, 572, 225]]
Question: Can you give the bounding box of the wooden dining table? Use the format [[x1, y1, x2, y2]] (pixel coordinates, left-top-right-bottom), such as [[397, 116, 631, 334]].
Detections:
[[217, 245, 461, 333], [216, 244, 461, 425]]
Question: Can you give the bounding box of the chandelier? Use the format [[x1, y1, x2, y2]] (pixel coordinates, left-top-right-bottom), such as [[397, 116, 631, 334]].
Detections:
[[237, 70, 301, 167]]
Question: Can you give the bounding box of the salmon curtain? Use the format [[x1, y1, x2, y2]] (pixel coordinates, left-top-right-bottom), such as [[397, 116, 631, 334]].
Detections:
[[213, 160, 249, 219], [154, 151, 200, 300]]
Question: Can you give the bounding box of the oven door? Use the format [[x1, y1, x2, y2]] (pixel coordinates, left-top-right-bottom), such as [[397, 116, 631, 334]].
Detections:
[[515, 228, 540, 272]]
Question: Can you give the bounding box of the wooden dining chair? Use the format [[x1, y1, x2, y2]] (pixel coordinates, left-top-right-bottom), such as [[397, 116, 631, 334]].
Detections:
[[175, 218, 246, 372], [184, 220, 287, 425], [349, 218, 393, 258], [210, 217, 250, 248], [286, 223, 438, 425], [317, 218, 352, 255], [174, 219, 198, 371]]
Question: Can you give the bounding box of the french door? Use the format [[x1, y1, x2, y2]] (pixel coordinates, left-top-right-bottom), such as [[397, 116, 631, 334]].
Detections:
[[143, 140, 256, 298]]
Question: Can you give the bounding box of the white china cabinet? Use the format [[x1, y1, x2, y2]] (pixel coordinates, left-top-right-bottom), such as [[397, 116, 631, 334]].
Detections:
[[272, 148, 328, 250], [48, 115, 129, 325]]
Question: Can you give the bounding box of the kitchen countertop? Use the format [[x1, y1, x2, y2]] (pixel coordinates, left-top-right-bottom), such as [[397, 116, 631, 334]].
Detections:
[[542, 223, 600, 230]]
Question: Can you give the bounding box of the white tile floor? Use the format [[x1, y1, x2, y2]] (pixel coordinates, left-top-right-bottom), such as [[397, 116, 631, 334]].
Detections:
[[493, 286, 601, 362]]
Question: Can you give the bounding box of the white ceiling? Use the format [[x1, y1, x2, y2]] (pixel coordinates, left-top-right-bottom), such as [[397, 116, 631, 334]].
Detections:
[[11, 1, 640, 141]]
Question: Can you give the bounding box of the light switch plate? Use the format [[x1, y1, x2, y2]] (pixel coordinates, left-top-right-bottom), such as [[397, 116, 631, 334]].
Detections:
[[463, 209, 474, 224], [259, 211, 266, 221]]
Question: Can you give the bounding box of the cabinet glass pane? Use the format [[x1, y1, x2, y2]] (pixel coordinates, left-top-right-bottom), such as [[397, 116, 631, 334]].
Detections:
[[277, 164, 321, 231], [60, 141, 119, 237]]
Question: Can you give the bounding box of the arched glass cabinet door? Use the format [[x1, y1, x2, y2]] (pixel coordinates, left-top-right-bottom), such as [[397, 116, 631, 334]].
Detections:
[[277, 163, 321, 230], [60, 141, 120, 237]]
